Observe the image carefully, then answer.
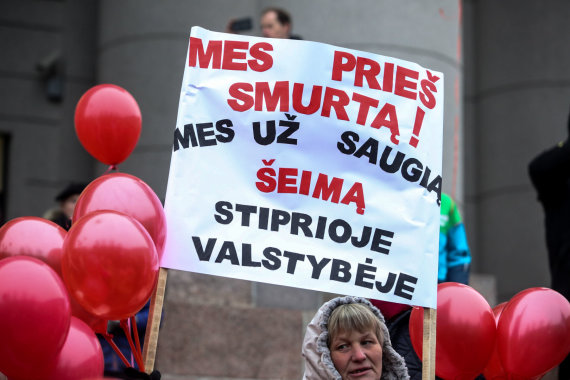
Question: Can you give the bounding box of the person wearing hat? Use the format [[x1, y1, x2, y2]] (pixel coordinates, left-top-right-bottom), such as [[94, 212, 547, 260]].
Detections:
[[44, 182, 87, 230], [302, 296, 410, 380]]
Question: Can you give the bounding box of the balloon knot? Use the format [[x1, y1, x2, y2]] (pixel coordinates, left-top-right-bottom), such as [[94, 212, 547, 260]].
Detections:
[[104, 165, 119, 174]]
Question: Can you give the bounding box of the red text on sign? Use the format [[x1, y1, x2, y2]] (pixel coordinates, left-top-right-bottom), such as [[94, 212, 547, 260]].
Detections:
[[188, 37, 274, 72], [256, 159, 366, 215], [227, 81, 429, 146], [331, 50, 439, 109]]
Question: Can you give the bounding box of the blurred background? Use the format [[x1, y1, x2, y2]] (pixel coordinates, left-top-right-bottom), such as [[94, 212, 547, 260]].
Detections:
[[1, 1, 569, 378]]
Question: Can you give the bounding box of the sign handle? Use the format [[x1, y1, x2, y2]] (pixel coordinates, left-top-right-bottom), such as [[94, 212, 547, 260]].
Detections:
[[421, 307, 436, 380], [143, 267, 168, 373]]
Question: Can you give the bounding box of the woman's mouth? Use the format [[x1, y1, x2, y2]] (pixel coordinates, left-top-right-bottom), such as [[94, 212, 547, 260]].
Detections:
[[349, 367, 371, 376]]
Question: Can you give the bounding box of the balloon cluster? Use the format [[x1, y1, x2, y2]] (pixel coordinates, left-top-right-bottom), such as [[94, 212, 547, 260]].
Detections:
[[0, 84, 165, 379], [409, 282, 570, 380]]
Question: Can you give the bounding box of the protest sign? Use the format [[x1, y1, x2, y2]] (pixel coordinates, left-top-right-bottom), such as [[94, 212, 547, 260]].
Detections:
[[162, 27, 443, 308]]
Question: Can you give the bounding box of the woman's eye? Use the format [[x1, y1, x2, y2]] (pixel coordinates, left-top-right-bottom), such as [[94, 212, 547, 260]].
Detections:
[[336, 344, 348, 350]]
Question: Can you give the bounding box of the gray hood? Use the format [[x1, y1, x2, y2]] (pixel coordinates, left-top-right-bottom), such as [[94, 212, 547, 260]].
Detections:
[[302, 296, 410, 380]]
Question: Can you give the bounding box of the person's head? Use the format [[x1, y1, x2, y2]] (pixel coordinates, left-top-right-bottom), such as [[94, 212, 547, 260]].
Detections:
[[260, 7, 291, 38], [327, 303, 384, 380], [55, 182, 86, 218]]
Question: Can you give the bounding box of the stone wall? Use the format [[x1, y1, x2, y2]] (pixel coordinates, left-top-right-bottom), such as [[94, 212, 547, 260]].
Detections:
[[155, 271, 328, 379]]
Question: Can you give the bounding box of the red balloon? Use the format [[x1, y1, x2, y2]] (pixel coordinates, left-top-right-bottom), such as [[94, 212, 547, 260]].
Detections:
[[0, 256, 71, 379], [0, 217, 66, 275], [44, 317, 104, 380], [0, 217, 107, 334], [69, 296, 108, 335], [62, 210, 159, 320], [74, 84, 141, 165], [483, 302, 508, 380], [498, 287, 570, 379], [409, 282, 496, 380], [73, 173, 166, 261]]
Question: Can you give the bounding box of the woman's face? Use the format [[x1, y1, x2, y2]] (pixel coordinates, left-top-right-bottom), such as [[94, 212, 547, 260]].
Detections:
[[330, 329, 383, 380]]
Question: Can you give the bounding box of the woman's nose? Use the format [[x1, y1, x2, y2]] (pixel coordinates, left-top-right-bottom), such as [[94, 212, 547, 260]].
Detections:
[[351, 345, 366, 361]]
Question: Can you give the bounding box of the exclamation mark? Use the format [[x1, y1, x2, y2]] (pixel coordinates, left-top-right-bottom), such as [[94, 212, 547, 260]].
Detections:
[[409, 106, 425, 148]]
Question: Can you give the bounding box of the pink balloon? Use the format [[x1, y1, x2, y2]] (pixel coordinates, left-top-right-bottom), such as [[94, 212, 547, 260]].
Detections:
[[63, 210, 159, 320], [73, 173, 166, 261], [498, 287, 570, 379], [74, 84, 141, 166], [0, 257, 71, 379], [44, 317, 104, 380], [0, 217, 66, 275]]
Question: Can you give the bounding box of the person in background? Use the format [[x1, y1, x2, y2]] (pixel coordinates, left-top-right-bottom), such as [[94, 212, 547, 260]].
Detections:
[[227, 7, 301, 40], [44, 182, 86, 230], [260, 7, 302, 39], [302, 296, 409, 380], [528, 105, 570, 380], [438, 193, 471, 284]]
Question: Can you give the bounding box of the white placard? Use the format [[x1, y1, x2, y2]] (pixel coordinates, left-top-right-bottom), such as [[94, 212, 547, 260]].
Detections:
[[162, 27, 443, 308]]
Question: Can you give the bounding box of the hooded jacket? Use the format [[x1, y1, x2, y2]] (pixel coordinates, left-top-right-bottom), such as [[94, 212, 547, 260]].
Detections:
[[302, 296, 410, 380]]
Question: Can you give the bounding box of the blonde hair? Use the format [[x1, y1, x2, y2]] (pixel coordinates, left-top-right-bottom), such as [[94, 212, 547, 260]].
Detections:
[[327, 303, 384, 347]]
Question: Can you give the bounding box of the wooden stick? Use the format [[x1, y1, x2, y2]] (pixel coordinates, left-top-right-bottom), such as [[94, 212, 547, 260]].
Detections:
[[422, 307, 437, 380], [142, 267, 168, 373]]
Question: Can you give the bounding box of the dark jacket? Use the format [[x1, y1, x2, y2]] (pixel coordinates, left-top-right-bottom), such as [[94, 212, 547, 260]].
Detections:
[[528, 140, 570, 300], [386, 309, 422, 380]]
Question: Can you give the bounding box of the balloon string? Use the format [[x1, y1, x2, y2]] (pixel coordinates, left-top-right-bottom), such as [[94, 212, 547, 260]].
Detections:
[[103, 333, 131, 368], [127, 318, 134, 367], [120, 319, 144, 371], [130, 315, 144, 371]]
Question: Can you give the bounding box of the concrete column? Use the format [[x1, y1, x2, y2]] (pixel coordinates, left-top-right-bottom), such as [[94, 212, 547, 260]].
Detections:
[[97, 1, 461, 378], [465, 1, 570, 300]]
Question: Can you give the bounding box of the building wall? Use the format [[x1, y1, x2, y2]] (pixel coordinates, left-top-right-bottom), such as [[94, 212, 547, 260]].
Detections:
[[0, 1, 97, 221], [463, 0, 570, 301]]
